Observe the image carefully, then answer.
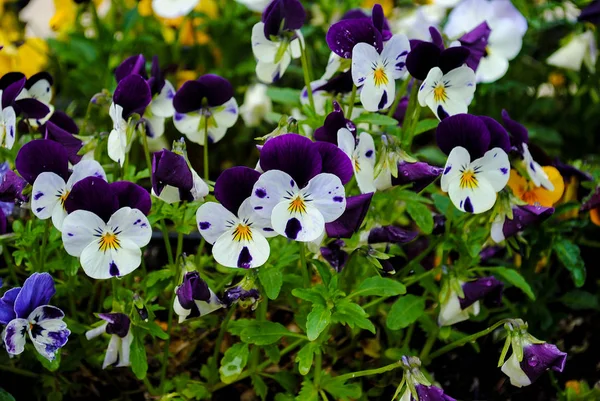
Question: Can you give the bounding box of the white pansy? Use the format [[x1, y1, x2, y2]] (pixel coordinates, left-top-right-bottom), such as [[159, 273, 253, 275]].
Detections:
[[107, 103, 129, 166], [547, 31, 597, 73], [240, 83, 273, 127], [251, 22, 303, 84], [501, 353, 532, 388], [337, 129, 376, 194], [173, 97, 239, 145], [418, 66, 476, 120]]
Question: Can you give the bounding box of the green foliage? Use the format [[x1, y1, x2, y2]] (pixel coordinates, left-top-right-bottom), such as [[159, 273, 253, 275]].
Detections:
[[387, 295, 426, 330]]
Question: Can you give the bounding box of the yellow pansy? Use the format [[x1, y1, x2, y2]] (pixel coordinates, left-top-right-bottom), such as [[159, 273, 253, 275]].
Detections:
[[0, 37, 48, 77], [507, 167, 565, 207]]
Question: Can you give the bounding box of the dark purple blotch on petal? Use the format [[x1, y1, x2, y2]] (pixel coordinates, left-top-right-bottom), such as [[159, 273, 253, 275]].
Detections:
[[520, 343, 567, 384], [115, 54, 147, 83], [152, 149, 193, 200], [502, 205, 554, 239], [285, 218, 302, 239], [325, 193, 373, 238], [314, 101, 356, 144], [459, 276, 503, 310], [173, 74, 234, 113], [459, 22, 491, 72], [260, 134, 322, 187], [100, 312, 131, 338], [237, 247, 253, 268], [326, 18, 383, 59], [464, 197, 474, 213], [111, 181, 152, 215], [65, 177, 119, 222], [436, 114, 490, 158], [16, 139, 70, 184], [313, 141, 354, 185], [214, 166, 261, 214], [391, 161, 443, 193], [262, 0, 306, 38], [45, 121, 84, 165], [113, 74, 152, 119], [13, 273, 55, 319], [320, 239, 348, 272], [368, 225, 418, 244]]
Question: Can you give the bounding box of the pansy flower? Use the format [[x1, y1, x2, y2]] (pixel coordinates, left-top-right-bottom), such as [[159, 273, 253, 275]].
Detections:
[[581, 187, 600, 226], [251, 0, 305, 83], [223, 282, 261, 309], [251, 134, 353, 242], [507, 168, 564, 207], [325, 193, 373, 239], [240, 83, 272, 127], [437, 114, 511, 213], [397, 356, 457, 401], [320, 239, 349, 272], [197, 166, 275, 269], [417, 65, 476, 121], [438, 276, 503, 326], [85, 313, 133, 369], [18, 72, 54, 125], [151, 141, 209, 204], [61, 177, 152, 279], [457, 22, 492, 73], [337, 129, 376, 193], [0, 162, 27, 203], [173, 272, 224, 322], [173, 74, 239, 145], [0, 75, 22, 149], [44, 113, 84, 164], [491, 205, 554, 243], [1, 273, 70, 361], [314, 101, 356, 144], [108, 75, 152, 166], [351, 34, 411, 111], [16, 139, 106, 231]]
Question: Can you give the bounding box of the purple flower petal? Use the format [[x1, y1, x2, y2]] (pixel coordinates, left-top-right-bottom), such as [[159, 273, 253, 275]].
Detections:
[[581, 187, 600, 212], [14, 98, 50, 119], [113, 74, 152, 119], [0, 208, 6, 234], [0, 169, 27, 203], [325, 193, 373, 238], [341, 9, 368, 20], [259, 134, 322, 187], [176, 272, 211, 318], [326, 18, 383, 59], [313, 141, 354, 185], [368, 225, 418, 244], [99, 312, 131, 338], [15, 139, 70, 184], [579, 0, 600, 25], [406, 41, 441, 81], [0, 73, 26, 106], [429, 26, 445, 50], [393, 96, 409, 126], [314, 71, 354, 95], [520, 343, 567, 384], [0, 287, 20, 324], [262, 0, 305, 37], [415, 384, 456, 401], [48, 111, 79, 134], [64, 177, 119, 222], [45, 121, 83, 165], [148, 55, 166, 96], [115, 54, 147, 83], [320, 239, 348, 272], [13, 273, 55, 319], [391, 161, 443, 193], [314, 101, 356, 144], [223, 286, 260, 307], [438, 46, 471, 74], [502, 205, 554, 239], [152, 149, 193, 199], [501, 109, 529, 150], [436, 114, 491, 159], [111, 181, 152, 215], [214, 166, 261, 214], [173, 74, 234, 112], [459, 22, 491, 72], [459, 276, 503, 310], [553, 158, 592, 182], [478, 115, 511, 154]]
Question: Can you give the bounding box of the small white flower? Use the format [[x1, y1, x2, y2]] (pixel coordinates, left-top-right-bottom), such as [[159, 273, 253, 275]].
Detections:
[[145, 80, 176, 138], [547, 31, 597, 73], [240, 84, 273, 127], [251, 22, 303, 84], [107, 103, 129, 166], [337, 129, 376, 194], [522, 143, 554, 191], [0, 92, 17, 150], [418, 66, 476, 120], [85, 314, 133, 369]]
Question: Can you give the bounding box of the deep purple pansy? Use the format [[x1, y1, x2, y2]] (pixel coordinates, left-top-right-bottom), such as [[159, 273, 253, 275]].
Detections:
[[262, 0, 305, 38], [492, 205, 554, 243], [393, 161, 444, 193], [458, 22, 492, 72], [326, 16, 383, 59], [314, 101, 356, 144], [368, 225, 419, 244], [15, 139, 70, 184], [502, 342, 567, 387], [173, 272, 223, 322], [45, 120, 84, 165], [115, 54, 148, 83], [320, 239, 349, 272], [0, 162, 27, 203], [85, 312, 133, 368], [325, 193, 373, 238], [152, 148, 209, 204]]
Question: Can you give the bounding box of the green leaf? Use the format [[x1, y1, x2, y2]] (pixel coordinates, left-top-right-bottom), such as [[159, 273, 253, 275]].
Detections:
[[266, 87, 301, 105], [130, 330, 148, 379], [406, 202, 434, 234], [414, 119, 439, 136], [555, 239, 586, 287], [296, 379, 319, 401], [263, 344, 281, 363], [332, 301, 376, 334], [241, 321, 290, 345], [322, 376, 362, 400], [0, 389, 15, 401], [35, 349, 61, 371], [352, 276, 406, 297], [353, 113, 399, 126], [136, 320, 169, 340], [295, 342, 317, 375], [258, 266, 283, 300], [306, 304, 332, 341], [219, 343, 250, 384], [312, 259, 332, 287], [495, 267, 536, 300], [292, 288, 326, 306], [560, 290, 600, 310], [252, 374, 268, 400], [387, 295, 425, 330]]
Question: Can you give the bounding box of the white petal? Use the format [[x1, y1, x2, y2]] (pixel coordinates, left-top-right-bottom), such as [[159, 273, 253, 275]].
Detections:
[[337, 127, 356, 157], [438, 293, 470, 326], [476, 53, 510, 84], [290, 33, 303, 59], [256, 56, 291, 84], [51, 203, 68, 231], [354, 132, 376, 194], [491, 214, 505, 243], [251, 22, 278, 62], [473, 147, 510, 192], [212, 226, 270, 268], [150, 80, 176, 118], [322, 52, 343, 80], [448, 175, 497, 214], [194, 290, 224, 315], [145, 114, 166, 139], [271, 200, 325, 242], [251, 169, 300, 218], [173, 112, 201, 139], [523, 144, 554, 190], [116, 330, 133, 367], [62, 210, 106, 256], [102, 335, 120, 369], [31, 172, 66, 220], [196, 202, 238, 245], [86, 322, 108, 340], [303, 173, 346, 222], [441, 146, 470, 192], [359, 78, 387, 112], [2, 106, 16, 150], [80, 242, 115, 279], [381, 34, 410, 80], [351, 43, 379, 87], [174, 295, 191, 323], [27, 306, 69, 361], [488, 19, 525, 60], [107, 128, 127, 166], [501, 353, 532, 388], [152, 185, 181, 204], [152, 0, 198, 18], [107, 207, 152, 247], [212, 97, 239, 131], [237, 197, 277, 238], [418, 67, 444, 107], [27, 77, 53, 104], [81, 237, 142, 279], [190, 169, 209, 201], [67, 160, 107, 189], [374, 167, 393, 191], [439, 66, 476, 117], [3, 318, 28, 355]]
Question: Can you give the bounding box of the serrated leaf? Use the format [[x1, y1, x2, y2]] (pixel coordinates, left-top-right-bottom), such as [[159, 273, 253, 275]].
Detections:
[[353, 113, 399, 126], [495, 267, 535, 300], [387, 295, 425, 330], [296, 379, 319, 401], [0, 389, 16, 401], [219, 343, 250, 384], [554, 239, 586, 287], [252, 374, 268, 400], [292, 288, 326, 305], [241, 321, 290, 345], [130, 330, 148, 379], [414, 119, 439, 136], [352, 276, 406, 297], [258, 266, 283, 300], [295, 342, 317, 375], [322, 376, 362, 400], [306, 304, 331, 341], [406, 202, 434, 234]]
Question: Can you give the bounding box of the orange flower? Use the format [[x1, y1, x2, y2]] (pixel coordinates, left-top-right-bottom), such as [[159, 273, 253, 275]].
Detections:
[[590, 208, 600, 226], [507, 167, 565, 207]]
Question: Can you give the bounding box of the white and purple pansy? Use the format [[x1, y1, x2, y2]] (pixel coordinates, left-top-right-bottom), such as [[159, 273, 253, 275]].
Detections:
[[437, 114, 512, 214], [325, 193, 373, 239], [17, 72, 55, 126], [337, 129, 376, 193], [151, 144, 209, 204], [108, 75, 152, 166], [0, 75, 32, 149], [455, 22, 492, 74], [16, 139, 106, 231], [197, 166, 275, 269], [351, 33, 411, 112], [313, 100, 356, 144], [0, 273, 70, 361], [0, 162, 27, 205], [172, 74, 239, 146], [173, 271, 224, 322], [251, 134, 353, 242], [398, 383, 457, 401], [251, 0, 305, 83], [85, 312, 133, 369], [438, 276, 503, 326], [61, 177, 152, 279], [491, 205, 554, 243], [417, 65, 476, 121]]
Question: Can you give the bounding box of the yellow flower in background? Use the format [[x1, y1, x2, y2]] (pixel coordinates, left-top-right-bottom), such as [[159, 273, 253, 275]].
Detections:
[[138, 0, 153, 17], [49, 0, 77, 35], [159, 0, 218, 45], [0, 8, 48, 77], [361, 0, 394, 16], [507, 167, 565, 207]]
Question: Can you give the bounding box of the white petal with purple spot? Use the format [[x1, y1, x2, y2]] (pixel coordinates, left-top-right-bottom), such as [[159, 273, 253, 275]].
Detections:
[[302, 173, 346, 222], [31, 172, 66, 220], [196, 202, 237, 244], [3, 318, 28, 355], [150, 80, 176, 118], [251, 169, 300, 219], [62, 210, 107, 256]]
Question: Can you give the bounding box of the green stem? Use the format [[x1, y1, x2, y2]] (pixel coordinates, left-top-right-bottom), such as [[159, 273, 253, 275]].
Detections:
[[299, 40, 316, 113], [159, 220, 174, 266], [403, 269, 437, 287], [314, 351, 323, 387], [334, 360, 403, 382], [346, 85, 357, 118], [419, 328, 438, 361], [427, 319, 511, 361], [38, 220, 50, 270], [299, 242, 310, 287], [210, 306, 236, 384], [403, 324, 415, 349], [387, 79, 410, 118], [203, 117, 209, 181], [195, 238, 206, 269], [140, 127, 153, 177], [400, 80, 419, 143], [0, 364, 39, 378], [80, 100, 94, 135]]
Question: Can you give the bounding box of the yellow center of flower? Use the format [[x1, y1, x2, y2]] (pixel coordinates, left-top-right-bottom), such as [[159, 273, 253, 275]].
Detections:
[[99, 232, 121, 252], [59, 191, 70, 208], [354, 158, 361, 172], [433, 84, 448, 103], [232, 224, 253, 242], [288, 195, 307, 214], [460, 170, 479, 189], [373, 67, 389, 87]]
